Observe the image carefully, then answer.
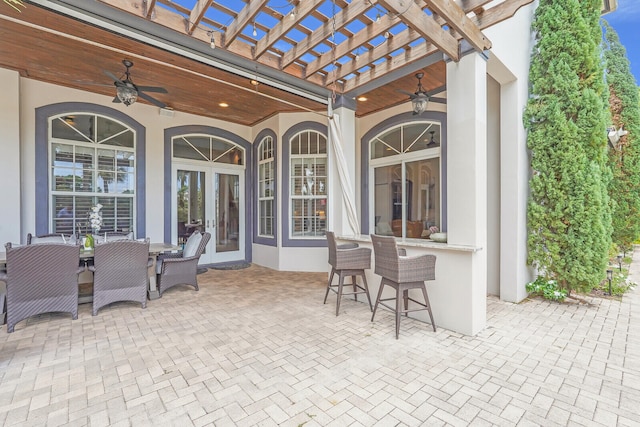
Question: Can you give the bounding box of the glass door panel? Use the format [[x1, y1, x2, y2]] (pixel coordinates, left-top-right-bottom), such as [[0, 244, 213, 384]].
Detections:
[[215, 173, 240, 253], [176, 170, 206, 247]]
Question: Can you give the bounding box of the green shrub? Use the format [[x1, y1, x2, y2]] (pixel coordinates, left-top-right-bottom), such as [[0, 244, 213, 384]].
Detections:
[[526, 277, 568, 302]]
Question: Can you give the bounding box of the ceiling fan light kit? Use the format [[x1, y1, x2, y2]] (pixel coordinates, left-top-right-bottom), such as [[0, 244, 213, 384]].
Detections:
[[105, 59, 168, 108], [410, 72, 429, 115]]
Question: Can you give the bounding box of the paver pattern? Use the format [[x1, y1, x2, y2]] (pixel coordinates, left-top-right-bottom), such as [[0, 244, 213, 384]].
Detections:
[[1, 250, 639, 426]]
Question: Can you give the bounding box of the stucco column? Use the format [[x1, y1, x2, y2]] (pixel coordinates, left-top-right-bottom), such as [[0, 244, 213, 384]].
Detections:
[[446, 52, 488, 334], [0, 68, 22, 244], [328, 95, 358, 236]]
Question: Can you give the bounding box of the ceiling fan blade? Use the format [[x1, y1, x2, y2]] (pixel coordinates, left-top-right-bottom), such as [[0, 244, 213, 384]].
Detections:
[[137, 85, 168, 93], [104, 70, 122, 84], [396, 89, 417, 99], [138, 91, 166, 108]]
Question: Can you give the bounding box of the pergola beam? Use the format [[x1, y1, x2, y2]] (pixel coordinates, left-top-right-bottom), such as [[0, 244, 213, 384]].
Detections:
[[254, 0, 323, 59], [343, 0, 534, 92], [144, 0, 156, 19], [280, 0, 372, 70], [378, 0, 460, 61], [188, 0, 213, 35], [423, 0, 491, 52], [224, 0, 269, 47]]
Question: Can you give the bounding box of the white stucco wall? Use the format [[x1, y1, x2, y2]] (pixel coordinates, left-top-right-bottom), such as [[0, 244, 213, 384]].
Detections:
[[0, 69, 22, 245], [17, 78, 250, 245], [484, 3, 537, 302]]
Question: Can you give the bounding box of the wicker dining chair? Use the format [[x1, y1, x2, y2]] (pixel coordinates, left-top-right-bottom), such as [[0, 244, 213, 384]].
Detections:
[[27, 233, 77, 245], [1, 242, 83, 333], [89, 239, 152, 316], [323, 231, 372, 316], [370, 234, 437, 338], [156, 231, 211, 296]]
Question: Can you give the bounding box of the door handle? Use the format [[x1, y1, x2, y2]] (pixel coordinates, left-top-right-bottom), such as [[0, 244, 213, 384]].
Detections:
[[207, 220, 210, 228]]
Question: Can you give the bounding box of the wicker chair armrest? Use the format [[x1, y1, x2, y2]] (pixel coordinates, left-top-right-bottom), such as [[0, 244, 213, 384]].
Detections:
[[160, 256, 199, 276], [88, 265, 96, 273], [157, 252, 183, 262], [76, 267, 85, 275], [337, 242, 359, 250], [398, 254, 436, 282], [0, 271, 6, 282]]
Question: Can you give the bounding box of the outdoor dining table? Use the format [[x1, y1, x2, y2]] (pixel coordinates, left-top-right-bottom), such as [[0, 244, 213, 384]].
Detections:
[[0, 242, 181, 301]]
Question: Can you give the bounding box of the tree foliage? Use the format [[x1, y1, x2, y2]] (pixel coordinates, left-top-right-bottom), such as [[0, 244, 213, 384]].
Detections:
[[603, 21, 640, 252], [525, 0, 611, 294]]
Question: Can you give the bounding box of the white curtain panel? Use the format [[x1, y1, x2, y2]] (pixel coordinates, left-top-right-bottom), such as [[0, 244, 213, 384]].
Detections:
[[328, 114, 360, 236]]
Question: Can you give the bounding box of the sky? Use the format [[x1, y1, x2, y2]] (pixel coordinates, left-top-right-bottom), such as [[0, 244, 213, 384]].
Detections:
[[604, 0, 640, 85]]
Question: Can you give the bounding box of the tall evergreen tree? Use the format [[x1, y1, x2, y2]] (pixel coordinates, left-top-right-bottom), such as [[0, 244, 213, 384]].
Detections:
[[603, 21, 640, 253], [525, 0, 610, 294]]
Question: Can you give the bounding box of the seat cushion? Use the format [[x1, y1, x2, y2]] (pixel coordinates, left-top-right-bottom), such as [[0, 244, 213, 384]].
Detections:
[[183, 232, 203, 257]]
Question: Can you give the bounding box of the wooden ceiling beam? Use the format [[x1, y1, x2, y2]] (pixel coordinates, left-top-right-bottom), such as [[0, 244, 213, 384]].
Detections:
[[224, 0, 269, 47], [423, 0, 491, 52], [379, 0, 459, 61], [344, 0, 534, 92], [280, 0, 371, 70], [254, 0, 323, 59], [188, 0, 214, 35]]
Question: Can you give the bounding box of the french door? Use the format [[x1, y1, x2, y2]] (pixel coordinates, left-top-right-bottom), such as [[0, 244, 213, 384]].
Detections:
[[173, 163, 244, 264]]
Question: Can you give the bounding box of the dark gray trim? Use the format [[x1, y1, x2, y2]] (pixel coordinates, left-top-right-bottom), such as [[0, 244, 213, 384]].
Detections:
[[164, 126, 253, 262], [252, 129, 278, 247], [35, 102, 146, 238], [282, 121, 329, 248], [360, 111, 448, 235], [444, 42, 491, 63], [332, 95, 356, 111]]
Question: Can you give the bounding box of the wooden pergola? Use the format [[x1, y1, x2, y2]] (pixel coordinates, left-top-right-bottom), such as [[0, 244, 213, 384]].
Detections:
[[0, 0, 533, 124]]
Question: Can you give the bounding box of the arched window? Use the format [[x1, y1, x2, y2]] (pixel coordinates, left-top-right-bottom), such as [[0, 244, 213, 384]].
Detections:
[[257, 135, 275, 237], [49, 113, 136, 235], [370, 121, 441, 239], [289, 130, 327, 238]]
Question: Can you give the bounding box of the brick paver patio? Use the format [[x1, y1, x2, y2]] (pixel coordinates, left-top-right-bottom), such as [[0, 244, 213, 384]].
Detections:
[[1, 249, 639, 426]]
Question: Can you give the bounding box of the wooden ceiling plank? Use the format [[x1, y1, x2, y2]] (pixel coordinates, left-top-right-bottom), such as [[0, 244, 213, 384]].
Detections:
[[423, 0, 491, 52], [280, 0, 372, 70], [224, 0, 269, 47], [144, 0, 157, 19], [188, 0, 214, 35], [378, 0, 459, 61], [254, 0, 323, 59]]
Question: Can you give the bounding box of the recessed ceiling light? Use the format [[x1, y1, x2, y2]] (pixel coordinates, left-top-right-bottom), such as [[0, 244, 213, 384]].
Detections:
[[219, 102, 229, 107], [357, 96, 368, 101]]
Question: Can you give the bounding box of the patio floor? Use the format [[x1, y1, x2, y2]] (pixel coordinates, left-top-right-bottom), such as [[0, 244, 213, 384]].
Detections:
[[1, 251, 639, 426]]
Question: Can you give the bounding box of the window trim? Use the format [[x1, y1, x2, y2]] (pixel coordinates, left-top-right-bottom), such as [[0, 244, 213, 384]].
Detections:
[[35, 103, 146, 238], [253, 129, 278, 246], [360, 111, 447, 235], [282, 121, 328, 248]]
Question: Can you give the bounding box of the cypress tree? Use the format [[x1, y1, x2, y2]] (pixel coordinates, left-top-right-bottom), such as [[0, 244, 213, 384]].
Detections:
[[525, 0, 610, 294], [603, 21, 640, 253]]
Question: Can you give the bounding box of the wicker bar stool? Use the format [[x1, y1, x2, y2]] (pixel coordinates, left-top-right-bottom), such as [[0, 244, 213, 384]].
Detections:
[[323, 231, 373, 316], [370, 234, 436, 338]]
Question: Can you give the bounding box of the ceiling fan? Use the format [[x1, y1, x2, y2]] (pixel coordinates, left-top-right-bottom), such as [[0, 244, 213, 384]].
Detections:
[[398, 72, 429, 115], [104, 59, 168, 108]]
